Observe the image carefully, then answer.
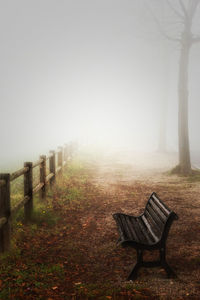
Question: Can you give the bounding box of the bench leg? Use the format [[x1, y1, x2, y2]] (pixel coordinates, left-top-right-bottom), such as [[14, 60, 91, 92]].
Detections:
[[127, 250, 143, 281], [127, 248, 176, 280], [160, 248, 177, 278]]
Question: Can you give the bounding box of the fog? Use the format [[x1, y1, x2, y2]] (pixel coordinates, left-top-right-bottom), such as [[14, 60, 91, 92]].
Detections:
[[0, 0, 200, 171]]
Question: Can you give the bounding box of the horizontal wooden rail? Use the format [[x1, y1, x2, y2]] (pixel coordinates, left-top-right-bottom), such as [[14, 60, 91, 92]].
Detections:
[[0, 142, 76, 253], [33, 183, 44, 194], [10, 167, 29, 181], [46, 173, 54, 183], [32, 159, 44, 169]]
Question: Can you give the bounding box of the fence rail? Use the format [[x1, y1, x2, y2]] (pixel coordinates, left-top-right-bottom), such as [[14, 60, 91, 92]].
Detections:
[[0, 143, 74, 253]]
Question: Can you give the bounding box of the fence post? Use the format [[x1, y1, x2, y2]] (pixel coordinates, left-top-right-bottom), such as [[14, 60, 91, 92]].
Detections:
[[64, 144, 68, 163], [24, 162, 33, 222], [49, 150, 56, 186], [68, 143, 72, 160], [40, 155, 46, 201], [69, 142, 74, 160], [0, 174, 11, 252], [58, 147, 63, 174]]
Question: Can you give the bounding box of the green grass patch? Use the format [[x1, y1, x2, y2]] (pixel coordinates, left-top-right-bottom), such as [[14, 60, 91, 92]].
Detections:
[[166, 165, 200, 182], [66, 186, 85, 202], [30, 206, 59, 227], [186, 169, 200, 182], [12, 193, 59, 228], [0, 262, 65, 299]]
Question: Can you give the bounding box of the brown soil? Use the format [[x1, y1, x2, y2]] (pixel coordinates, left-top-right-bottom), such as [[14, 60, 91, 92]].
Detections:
[[82, 151, 200, 299], [1, 151, 200, 299]]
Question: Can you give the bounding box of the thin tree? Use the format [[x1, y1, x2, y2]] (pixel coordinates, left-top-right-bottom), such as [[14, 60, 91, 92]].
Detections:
[[147, 0, 200, 174], [158, 42, 170, 153]]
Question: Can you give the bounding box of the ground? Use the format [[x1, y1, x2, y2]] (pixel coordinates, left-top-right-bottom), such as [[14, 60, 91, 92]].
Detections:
[[0, 151, 200, 299]]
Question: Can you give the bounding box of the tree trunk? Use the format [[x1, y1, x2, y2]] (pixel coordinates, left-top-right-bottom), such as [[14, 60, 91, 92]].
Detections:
[[178, 40, 191, 174], [158, 44, 170, 153], [158, 94, 168, 152]]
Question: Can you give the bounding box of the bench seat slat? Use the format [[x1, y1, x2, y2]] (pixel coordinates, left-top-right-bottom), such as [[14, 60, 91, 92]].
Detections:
[[148, 199, 167, 223], [146, 205, 164, 230], [128, 217, 146, 243], [127, 216, 147, 244], [124, 216, 140, 242], [151, 194, 171, 217], [120, 214, 137, 241], [113, 214, 127, 242], [117, 214, 140, 242], [144, 209, 162, 237], [137, 217, 155, 244], [141, 215, 159, 242]]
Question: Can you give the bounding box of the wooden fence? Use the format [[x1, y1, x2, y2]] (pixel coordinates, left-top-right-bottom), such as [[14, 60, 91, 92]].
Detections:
[[0, 143, 73, 253]]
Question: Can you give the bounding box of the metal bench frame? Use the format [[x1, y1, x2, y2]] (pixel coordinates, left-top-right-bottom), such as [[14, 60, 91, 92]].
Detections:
[[113, 192, 178, 280]]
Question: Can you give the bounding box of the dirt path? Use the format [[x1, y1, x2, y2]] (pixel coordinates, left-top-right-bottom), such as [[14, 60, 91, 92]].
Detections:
[[85, 152, 200, 299]]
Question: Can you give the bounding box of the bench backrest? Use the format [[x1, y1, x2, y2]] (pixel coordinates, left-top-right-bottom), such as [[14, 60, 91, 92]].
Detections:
[[143, 192, 178, 243]]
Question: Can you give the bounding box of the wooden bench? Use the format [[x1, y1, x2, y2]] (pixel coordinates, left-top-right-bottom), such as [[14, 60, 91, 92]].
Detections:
[[113, 192, 178, 280]]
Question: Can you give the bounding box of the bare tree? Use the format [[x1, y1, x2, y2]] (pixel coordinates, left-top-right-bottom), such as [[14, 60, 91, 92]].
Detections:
[[157, 43, 171, 153], [147, 0, 200, 174], [158, 92, 168, 152]]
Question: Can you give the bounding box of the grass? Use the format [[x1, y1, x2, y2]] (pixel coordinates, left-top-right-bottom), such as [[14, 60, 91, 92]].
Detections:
[[0, 262, 65, 299], [187, 169, 200, 182], [12, 191, 59, 228], [0, 158, 91, 299], [166, 164, 200, 183]]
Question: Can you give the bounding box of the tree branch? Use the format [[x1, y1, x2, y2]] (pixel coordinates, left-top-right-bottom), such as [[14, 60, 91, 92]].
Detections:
[[158, 27, 181, 42], [146, 2, 181, 43], [166, 0, 184, 19], [178, 0, 188, 18], [189, 0, 200, 19]]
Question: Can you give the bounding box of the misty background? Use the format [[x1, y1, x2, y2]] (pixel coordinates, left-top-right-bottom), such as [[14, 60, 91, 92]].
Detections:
[[0, 0, 200, 171]]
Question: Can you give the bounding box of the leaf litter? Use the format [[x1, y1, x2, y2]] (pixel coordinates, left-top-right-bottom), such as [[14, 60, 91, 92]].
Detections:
[[0, 154, 199, 299]]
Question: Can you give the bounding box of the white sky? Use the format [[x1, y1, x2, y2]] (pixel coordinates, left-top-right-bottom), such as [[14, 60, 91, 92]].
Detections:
[[0, 0, 200, 170]]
